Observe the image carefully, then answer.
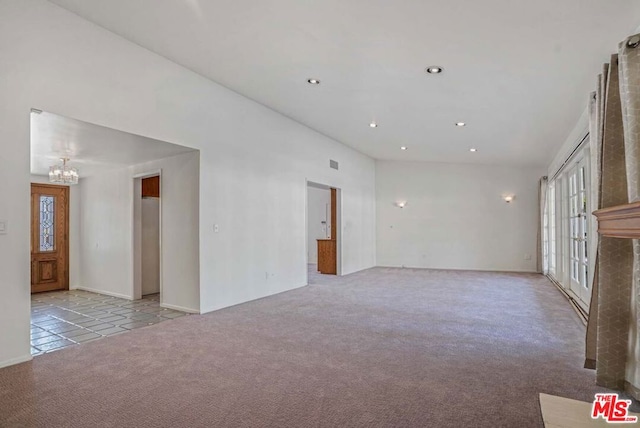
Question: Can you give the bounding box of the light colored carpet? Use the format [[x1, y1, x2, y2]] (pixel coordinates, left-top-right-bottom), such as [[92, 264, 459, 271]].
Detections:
[[0, 267, 624, 427]]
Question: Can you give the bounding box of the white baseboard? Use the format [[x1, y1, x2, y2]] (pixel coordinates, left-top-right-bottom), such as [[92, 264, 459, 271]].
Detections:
[[0, 354, 32, 369], [160, 302, 199, 314], [75, 287, 133, 300], [375, 264, 539, 274]]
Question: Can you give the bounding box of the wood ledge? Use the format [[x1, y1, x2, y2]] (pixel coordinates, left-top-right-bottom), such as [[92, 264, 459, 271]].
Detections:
[[593, 201, 640, 239]]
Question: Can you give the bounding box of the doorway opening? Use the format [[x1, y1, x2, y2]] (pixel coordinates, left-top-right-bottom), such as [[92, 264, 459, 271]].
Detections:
[[29, 109, 199, 356], [306, 181, 341, 284], [134, 174, 162, 300]]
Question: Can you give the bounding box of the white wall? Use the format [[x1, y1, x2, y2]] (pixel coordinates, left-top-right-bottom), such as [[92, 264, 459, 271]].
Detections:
[[0, 0, 375, 366], [141, 197, 160, 296], [79, 151, 200, 312], [307, 186, 331, 264], [78, 165, 135, 299], [133, 152, 200, 313], [30, 175, 81, 289], [376, 161, 544, 272]]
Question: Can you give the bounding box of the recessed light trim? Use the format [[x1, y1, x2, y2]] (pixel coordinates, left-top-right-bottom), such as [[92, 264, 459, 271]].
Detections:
[[469, 148, 477, 152], [400, 146, 408, 151], [455, 122, 466, 127], [369, 122, 378, 128], [307, 78, 321, 85], [425, 66, 443, 74]]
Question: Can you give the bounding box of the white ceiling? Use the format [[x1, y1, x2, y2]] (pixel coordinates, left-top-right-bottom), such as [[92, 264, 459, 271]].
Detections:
[[31, 111, 196, 177], [49, 0, 640, 166]]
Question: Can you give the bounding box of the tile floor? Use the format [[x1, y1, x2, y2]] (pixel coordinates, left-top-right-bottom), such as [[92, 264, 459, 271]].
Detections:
[[31, 290, 188, 356]]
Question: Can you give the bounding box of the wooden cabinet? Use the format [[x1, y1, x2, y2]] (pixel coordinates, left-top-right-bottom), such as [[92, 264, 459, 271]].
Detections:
[[142, 176, 160, 198], [317, 239, 337, 275], [316, 187, 337, 275]]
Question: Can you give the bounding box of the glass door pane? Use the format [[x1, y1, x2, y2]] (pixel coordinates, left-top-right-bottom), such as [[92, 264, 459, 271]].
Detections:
[[577, 160, 590, 304]]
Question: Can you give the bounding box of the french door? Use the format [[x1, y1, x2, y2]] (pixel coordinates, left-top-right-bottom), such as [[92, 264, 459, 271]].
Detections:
[[31, 184, 69, 293], [566, 158, 590, 305], [548, 147, 591, 309]]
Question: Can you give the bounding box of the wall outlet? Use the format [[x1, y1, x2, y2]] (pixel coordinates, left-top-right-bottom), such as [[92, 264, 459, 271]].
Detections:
[[0, 220, 6, 234], [524, 254, 532, 260], [214, 224, 219, 233]]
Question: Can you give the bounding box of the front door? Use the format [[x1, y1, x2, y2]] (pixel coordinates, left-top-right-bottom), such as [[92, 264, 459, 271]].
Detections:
[[31, 184, 69, 293]]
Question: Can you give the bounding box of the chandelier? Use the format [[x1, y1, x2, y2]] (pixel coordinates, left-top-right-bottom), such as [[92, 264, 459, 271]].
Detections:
[[49, 158, 79, 185]]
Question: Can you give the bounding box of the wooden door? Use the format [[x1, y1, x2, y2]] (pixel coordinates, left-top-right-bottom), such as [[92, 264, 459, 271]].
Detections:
[[31, 184, 69, 293]]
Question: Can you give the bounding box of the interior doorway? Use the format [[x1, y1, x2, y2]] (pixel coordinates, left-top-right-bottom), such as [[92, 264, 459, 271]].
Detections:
[[134, 173, 162, 300], [306, 181, 341, 280], [141, 175, 160, 296], [30, 183, 69, 293]]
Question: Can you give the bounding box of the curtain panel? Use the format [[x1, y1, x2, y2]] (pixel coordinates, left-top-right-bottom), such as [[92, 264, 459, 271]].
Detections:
[[586, 35, 640, 397]]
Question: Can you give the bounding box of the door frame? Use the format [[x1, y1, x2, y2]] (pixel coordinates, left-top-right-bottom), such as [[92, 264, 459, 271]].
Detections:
[[30, 182, 70, 293], [550, 146, 591, 310], [132, 170, 163, 301], [305, 180, 342, 283]]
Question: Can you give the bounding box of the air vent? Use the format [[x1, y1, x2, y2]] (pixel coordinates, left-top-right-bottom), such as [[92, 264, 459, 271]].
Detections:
[[329, 160, 339, 170]]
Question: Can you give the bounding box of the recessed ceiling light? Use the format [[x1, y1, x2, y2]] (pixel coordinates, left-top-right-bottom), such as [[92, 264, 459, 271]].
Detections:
[[425, 66, 443, 74], [469, 148, 477, 152], [369, 122, 378, 128], [307, 78, 320, 85], [455, 122, 466, 127], [400, 146, 408, 151]]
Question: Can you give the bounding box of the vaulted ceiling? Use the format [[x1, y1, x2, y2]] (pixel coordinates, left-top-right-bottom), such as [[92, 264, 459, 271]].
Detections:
[[49, 0, 640, 166]]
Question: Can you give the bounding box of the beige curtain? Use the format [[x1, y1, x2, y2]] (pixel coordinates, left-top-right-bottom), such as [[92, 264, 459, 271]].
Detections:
[[619, 34, 640, 397], [584, 89, 600, 370], [585, 35, 640, 396], [537, 176, 549, 274]]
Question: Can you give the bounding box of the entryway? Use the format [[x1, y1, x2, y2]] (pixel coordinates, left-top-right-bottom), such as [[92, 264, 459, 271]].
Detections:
[[28, 109, 201, 355], [30, 289, 187, 355], [306, 181, 341, 281]]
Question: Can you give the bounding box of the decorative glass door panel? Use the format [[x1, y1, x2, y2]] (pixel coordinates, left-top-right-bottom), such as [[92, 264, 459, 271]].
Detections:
[[39, 195, 56, 251]]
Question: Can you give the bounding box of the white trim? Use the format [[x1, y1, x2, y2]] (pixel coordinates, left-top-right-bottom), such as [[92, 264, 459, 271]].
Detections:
[[0, 354, 33, 369], [74, 286, 133, 300], [133, 170, 162, 179], [160, 303, 200, 314], [375, 265, 539, 274]]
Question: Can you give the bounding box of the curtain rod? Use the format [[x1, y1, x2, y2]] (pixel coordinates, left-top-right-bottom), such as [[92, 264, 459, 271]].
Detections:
[[550, 132, 590, 181]]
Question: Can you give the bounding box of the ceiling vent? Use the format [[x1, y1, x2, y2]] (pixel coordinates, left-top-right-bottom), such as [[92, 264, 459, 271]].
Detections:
[[329, 159, 339, 170]]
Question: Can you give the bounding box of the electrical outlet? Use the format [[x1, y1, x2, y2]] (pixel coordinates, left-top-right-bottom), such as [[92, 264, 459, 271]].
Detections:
[[214, 224, 219, 233], [524, 254, 532, 260], [0, 220, 6, 234]]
